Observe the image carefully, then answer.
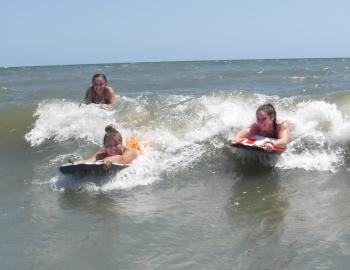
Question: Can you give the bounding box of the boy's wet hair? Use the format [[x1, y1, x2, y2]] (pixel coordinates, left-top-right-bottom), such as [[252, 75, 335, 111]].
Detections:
[[103, 124, 122, 145], [92, 73, 108, 84]]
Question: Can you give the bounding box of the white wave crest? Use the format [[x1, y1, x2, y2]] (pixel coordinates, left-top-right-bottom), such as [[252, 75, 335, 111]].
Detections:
[[25, 101, 117, 146], [37, 94, 350, 191]]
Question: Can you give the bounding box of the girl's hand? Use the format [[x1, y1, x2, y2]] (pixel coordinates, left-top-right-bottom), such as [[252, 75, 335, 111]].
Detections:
[[232, 137, 243, 143], [68, 159, 75, 164], [103, 157, 113, 168], [99, 104, 112, 110], [262, 141, 274, 152]]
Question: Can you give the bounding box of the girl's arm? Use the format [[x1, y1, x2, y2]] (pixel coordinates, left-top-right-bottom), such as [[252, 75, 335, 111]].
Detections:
[[100, 86, 118, 109], [234, 128, 250, 140], [233, 123, 259, 141], [84, 87, 94, 104], [271, 121, 292, 146], [71, 149, 104, 164], [102, 148, 139, 167]]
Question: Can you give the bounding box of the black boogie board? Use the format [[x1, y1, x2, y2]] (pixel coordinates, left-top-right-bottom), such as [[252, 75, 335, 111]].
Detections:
[[59, 161, 129, 175]]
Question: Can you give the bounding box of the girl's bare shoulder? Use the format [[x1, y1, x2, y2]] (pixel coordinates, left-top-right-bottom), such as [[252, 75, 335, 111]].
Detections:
[[277, 121, 293, 131], [124, 146, 139, 155], [105, 85, 115, 92]]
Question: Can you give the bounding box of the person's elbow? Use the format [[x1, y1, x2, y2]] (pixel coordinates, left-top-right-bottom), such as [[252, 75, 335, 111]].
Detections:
[[122, 151, 139, 165]]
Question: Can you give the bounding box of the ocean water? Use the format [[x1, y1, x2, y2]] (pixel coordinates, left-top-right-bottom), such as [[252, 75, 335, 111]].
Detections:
[[1, 58, 350, 269]]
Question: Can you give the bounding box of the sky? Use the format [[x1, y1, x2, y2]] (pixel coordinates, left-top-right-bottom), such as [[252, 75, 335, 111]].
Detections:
[[1, 0, 350, 67]]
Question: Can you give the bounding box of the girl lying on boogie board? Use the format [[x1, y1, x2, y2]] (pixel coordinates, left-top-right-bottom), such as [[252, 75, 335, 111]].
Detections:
[[232, 103, 293, 152], [71, 124, 140, 167]]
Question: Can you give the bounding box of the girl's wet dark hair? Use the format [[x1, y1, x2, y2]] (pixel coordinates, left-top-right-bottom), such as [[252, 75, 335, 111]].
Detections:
[[103, 124, 122, 145], [92, 73, 108, 84], [256, 103, 277, 137]]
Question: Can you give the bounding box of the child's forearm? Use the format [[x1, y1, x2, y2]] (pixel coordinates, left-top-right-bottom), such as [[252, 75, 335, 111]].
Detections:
[[105, 155, 123, 164], [235, 128, 250, 139], [271, 137, 288, 147]]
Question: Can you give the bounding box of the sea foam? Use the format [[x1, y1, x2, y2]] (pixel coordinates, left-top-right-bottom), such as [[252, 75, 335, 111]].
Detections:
[[27, 93, 350, 190]]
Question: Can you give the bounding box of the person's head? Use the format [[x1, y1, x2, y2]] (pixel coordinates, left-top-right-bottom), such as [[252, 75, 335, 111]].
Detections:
[[92, 74, 108, 90], [103, 124, 123, 156], [256, 103, 277, 132]]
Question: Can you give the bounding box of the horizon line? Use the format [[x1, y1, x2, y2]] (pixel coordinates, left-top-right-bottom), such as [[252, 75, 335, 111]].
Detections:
[[1, 56, 349, 69]]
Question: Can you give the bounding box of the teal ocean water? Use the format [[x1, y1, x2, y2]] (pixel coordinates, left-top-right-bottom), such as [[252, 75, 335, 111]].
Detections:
[[1, 59, 350, 269]]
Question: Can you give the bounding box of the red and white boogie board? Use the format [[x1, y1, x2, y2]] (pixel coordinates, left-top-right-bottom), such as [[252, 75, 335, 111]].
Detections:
[[230, 135, 286, 154]]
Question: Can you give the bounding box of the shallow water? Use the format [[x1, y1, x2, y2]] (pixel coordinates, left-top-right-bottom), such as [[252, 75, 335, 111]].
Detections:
[[1, 59, 350, 269]]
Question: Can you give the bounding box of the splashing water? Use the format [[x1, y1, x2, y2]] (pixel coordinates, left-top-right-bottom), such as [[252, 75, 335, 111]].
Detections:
[[26, 92, 350, 190]]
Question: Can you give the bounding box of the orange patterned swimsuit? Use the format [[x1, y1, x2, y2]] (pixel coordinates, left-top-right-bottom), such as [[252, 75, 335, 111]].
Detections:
[[125, 137, 146, 152]]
